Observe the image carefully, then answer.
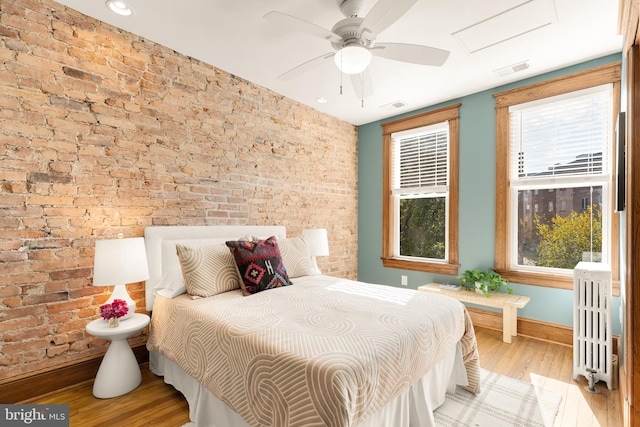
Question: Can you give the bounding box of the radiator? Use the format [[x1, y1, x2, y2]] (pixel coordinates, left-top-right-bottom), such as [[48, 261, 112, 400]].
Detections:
[[572, 262, 612, 390]]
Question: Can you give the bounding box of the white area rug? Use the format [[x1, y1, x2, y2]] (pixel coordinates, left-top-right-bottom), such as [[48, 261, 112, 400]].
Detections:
[[434, 369, 562, 427]]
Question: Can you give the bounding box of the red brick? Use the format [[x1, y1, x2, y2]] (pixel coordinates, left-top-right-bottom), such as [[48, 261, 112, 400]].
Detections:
[[2, 338, 50, 355], [4, 325, 50, 342], [46, 344, 69, 358], [22, 292, 68, 305], [46, 297, 91, 314]]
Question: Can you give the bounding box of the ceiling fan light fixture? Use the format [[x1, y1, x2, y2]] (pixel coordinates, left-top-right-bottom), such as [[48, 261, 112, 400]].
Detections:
[[334, 46, 372, 75]]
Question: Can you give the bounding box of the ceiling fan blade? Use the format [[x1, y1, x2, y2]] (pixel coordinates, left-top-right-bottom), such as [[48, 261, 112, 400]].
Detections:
[[350, 70, 374, 99], [264, 11, 342, 43], [372, 42, 450, 66], [277, 52, 335, 81], [358, 0, 418, 37]]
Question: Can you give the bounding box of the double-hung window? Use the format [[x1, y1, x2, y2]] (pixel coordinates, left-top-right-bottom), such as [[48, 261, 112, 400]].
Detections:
[[494, 62, 621, 291], [510, 85, 612, 270], [382, 104, 460, 275]]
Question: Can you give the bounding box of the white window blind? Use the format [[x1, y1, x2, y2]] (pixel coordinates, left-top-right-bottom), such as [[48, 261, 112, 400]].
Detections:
[[392, 122, 449, 195], [509, 84, 612, 186]]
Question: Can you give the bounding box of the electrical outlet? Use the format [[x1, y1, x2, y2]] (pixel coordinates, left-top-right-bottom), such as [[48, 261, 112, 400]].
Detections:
[[401, 275, 408, 286]]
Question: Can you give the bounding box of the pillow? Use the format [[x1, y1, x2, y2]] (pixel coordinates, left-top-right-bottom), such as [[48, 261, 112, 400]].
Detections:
[[225, 236, 292, 295], [279, 236, 318, 278], [176, 243, 241, 298], [155, 268, 188, 298], [159, 238, 232, 298]]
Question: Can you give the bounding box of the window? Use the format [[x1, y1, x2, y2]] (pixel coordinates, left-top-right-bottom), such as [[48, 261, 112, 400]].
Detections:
[[494, 62, 621, 292], [581, 197, 590, 210], [381, 104, 460, 275]]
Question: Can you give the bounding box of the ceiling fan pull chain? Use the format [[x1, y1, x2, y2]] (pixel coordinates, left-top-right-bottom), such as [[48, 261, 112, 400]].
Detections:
[[339, 53, 344, 95], [361, 75, 364, 108]]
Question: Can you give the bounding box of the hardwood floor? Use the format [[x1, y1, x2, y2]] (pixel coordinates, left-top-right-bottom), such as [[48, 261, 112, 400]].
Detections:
[[475, 327, 621, 427], [21, 326, 620, 426], [20, 367, 190, 427]]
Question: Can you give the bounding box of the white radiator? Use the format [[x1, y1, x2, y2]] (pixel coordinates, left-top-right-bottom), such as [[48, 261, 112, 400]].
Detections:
[[572, 262, 612, 390]]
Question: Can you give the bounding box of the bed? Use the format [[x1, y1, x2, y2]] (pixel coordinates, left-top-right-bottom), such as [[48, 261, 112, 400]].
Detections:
[[144, 225, 481, 427]]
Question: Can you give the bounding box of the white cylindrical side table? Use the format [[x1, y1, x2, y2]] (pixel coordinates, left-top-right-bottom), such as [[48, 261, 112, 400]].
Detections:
[[86, 313, 150, 398]]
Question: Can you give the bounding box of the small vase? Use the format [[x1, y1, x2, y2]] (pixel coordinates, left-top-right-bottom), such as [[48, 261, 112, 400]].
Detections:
[[108, 317, 120, 328], [475, 282, 487, 295]]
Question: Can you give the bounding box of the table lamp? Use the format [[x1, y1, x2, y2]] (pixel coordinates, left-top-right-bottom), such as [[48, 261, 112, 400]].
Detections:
[[93, 236, 149, 320], [302, 228, 330, 273]]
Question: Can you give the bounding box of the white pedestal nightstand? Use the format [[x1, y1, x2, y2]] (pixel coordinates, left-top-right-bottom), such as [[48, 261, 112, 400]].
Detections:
[[86, 313, 150, 398]]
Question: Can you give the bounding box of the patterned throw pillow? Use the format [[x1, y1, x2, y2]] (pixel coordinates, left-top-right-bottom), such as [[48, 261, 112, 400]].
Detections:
[[176, 244, 241, 298], [225, 236, 292, 295], [279, 236, 317, 278]]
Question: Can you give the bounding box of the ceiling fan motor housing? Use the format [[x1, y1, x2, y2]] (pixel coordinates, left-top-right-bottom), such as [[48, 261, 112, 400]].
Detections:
[[331, 17, 375, 49]]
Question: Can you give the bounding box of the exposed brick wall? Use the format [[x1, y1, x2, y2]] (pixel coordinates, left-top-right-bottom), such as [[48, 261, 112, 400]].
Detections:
[[0, 0, 358, 382]]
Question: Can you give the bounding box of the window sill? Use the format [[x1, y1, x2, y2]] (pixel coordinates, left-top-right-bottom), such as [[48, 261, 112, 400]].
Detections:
[[493, 267, 620, 296], [381, 257, 460, 275]]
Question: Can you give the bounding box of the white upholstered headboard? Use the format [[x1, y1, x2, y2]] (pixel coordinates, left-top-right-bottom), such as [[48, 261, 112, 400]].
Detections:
[[143, 225, 287, 311]]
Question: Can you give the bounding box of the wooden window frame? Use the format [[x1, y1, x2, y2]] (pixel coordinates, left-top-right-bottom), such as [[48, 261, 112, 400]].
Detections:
[[381, 104, 461, 275], [493, 62, 621, 295]]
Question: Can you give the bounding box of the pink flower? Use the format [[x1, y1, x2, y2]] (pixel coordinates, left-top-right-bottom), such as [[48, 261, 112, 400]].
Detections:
[[99, 299, 129, 320]]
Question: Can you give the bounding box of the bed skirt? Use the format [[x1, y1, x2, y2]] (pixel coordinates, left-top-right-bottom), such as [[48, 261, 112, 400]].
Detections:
[[150, 342, 467, 427]]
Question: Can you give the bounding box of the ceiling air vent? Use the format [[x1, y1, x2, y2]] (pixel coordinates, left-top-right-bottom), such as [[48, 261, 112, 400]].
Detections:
[[493, 60, 530, 77], [380, 100, 407, 109]]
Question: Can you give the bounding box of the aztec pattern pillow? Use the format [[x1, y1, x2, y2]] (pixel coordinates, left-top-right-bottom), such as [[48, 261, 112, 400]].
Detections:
[[225, 236, 292, 295], [279, 236, 317, 278], [176, 244, 241, 298]]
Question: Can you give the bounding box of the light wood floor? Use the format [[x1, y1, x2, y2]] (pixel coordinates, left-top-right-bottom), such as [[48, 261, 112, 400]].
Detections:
[[21, 326, 621, 426]]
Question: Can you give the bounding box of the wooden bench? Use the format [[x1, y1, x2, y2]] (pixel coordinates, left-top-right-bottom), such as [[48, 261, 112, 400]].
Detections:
[[418, 283, 531, 344]]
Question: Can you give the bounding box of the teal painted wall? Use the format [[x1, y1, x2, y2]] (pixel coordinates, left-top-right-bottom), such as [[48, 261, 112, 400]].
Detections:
[[357, 53, 623, 334]]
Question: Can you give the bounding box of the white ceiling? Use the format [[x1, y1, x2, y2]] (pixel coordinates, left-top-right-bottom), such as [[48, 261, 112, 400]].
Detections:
[[53, 0, 622, 126]]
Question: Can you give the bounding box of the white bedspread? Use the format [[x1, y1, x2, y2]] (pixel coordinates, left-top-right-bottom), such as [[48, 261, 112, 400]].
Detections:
[[147, 275, 480, 427]]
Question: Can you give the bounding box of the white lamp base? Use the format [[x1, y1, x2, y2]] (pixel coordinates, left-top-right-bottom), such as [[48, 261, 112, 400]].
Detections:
[[105, 284, 136, 320]]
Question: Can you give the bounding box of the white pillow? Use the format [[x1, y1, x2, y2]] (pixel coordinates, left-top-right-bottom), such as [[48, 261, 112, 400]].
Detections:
[[176, 243, 241, 298], [155, 268, 188, 298], [279, 236, 318, 278], [158, 238, 231, 298]]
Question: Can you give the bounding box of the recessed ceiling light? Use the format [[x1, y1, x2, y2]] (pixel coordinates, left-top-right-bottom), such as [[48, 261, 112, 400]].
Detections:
[[316, 97, 328, 104], [106, 0, 133, 16]]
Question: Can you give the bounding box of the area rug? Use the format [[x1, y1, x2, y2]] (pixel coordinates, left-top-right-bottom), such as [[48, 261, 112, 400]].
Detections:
[[434, 369, 562, 427]]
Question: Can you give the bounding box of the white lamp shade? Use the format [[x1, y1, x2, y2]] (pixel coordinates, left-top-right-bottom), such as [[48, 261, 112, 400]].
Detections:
[[302, 229, 330, 257], [334, 46, 372, 75], [93, 237, 149, 287]]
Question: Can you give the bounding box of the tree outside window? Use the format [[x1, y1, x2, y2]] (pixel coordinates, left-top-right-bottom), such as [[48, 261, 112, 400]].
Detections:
[[381, 104, 460, 275]]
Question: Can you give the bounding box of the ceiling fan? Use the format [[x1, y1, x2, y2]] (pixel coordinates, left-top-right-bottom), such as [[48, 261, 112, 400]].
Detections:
[[264, 0, 450, 101]]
